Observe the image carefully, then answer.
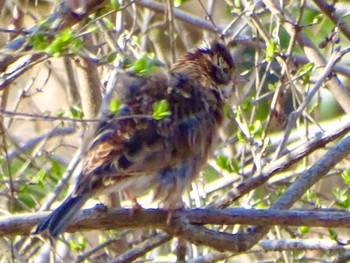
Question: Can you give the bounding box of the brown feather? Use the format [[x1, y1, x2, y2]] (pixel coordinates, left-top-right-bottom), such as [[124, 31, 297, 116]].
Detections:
[[34, 41, 236, 236]]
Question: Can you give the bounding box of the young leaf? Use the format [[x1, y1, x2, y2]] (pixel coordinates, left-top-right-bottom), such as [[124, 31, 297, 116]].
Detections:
[[298, 226, 309, 235], [33, 168, 46, 185], [129, 54, 159, 76], [69, 105, 84, 119], [152, 99, 171, 120], [174, 0, 188, 7], [250, 120, 263, 137], [110, 98, 121, 113], [328, 228, 338, 241], [69, 235, 87, 252], [265, 39, 277, 61], [45, 28, 83, 56], [30, 31, 50, 51], [342, 170, 350, 185], [296, 62, 315, 83], [216, 154, 238, 173]]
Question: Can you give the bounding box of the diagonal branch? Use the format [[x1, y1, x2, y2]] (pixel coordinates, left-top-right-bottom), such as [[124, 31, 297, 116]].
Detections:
[[262, 0, 350, 113], [209, 116, 350, 208], [233, 133, 350, 251]]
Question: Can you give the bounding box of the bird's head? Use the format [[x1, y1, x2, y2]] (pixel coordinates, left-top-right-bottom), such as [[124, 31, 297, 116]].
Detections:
[[198, 41, 235, 85], [171, 41, 236, 98]]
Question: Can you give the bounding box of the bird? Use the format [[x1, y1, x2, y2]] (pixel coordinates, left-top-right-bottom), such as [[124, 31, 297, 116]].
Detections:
[[34, 40, 236, 237]]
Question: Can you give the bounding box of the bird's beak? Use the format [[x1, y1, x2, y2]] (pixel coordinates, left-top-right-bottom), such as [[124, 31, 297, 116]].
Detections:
[[223, 73, 247, 99]]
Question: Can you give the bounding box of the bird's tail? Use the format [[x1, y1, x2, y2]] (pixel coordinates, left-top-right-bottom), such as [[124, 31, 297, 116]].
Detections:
[[33, 194, 88, 237]]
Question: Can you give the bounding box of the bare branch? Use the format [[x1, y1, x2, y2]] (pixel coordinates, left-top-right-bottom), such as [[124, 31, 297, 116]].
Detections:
[[235, 132, 350, 252], [108, 232, 172, 263], [3, 208, 350, 246], [258, 239, 344, 252], [313, 0, 350, 41], [210, 117, 350, 208], [262, 0, 350, 113], [6, 126, 75, 161]]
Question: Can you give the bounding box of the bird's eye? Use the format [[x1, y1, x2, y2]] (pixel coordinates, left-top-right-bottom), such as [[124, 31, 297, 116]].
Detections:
[[212, 55, 232, 84], [218, 56, 225, 66]]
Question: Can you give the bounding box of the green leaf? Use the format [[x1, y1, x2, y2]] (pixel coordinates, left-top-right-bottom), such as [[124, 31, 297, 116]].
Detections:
[[103, 17, 114, 30], [216, 154, 238, 173], [110, 98, 121, 113], [33, 169, 46, 185], [328, 228, 338, 240], [304, 189, 316, 201], [69, 235, 87, 252], [312, 13, 324, 24], [110, 0, 120, 9], [104, 0, 120, 10], [333, 188, 350, 208], [237, 130, 246, 142], [45, 28, 83, 56], [152, 99, 171, 120], [98, 51, 118, 64], [70, 36, 84, 51], [267, 82, 277, 91], [342, 170, 350, 185], [241, 97, 252, 110], [50, 159, 63, 179], [249, 120, 263, 137], [224, 102, 234, 118], [298, 226, 310, 234], [17, 192, 36, 208], [265, 39, 277, 61], [234, 0, 242, 8], [235, 105, 242, 117], [30, 31, 50, 51], [100, 0, 120, 14], [337, 195, 350, 208], [174, 0, 188, 7], [83, 23, 99, 35], [254, 199, 268, 208], [55, 109, 64, 117], [45, 28, 73, 55], [129, 54, 159, 76], [105, 51, 118, 63], [69, 105, 84, 119], [296, 62, 314, 83]]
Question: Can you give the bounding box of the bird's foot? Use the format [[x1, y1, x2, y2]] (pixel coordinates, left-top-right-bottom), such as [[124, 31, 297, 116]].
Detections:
[[127, 192, 143, 215], [166, 207, 184, 225], [130, 200, 143, 215]]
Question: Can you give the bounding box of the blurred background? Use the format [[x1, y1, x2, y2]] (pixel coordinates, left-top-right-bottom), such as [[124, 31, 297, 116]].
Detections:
[[1, 0, 350, 262]]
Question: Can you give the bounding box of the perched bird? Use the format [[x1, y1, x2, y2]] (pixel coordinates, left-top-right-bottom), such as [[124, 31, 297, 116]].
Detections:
[[34, 41, 236, 237]]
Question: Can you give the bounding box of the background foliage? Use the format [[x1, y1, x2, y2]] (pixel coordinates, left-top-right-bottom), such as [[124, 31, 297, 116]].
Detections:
[[1, 0, 350, 262]]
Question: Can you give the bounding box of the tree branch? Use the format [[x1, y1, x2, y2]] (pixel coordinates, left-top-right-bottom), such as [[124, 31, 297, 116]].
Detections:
[[108, 232, 172, 263], [0, 0, 108, 73], [3, 207, 350, 252], [262, 0, 350, 113], [209, 116, 350, 208], [313, 0, 350, 41], [234, 133, 350, 252]]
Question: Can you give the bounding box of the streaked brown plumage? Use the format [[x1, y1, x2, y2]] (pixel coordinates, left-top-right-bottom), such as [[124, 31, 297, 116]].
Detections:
[[34, 41, 235, 237]]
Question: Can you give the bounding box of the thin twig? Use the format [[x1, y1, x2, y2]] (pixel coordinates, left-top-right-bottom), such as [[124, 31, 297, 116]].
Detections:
[[0, 109, 153, 123], [262, 0, 350, 113], [234, 134, 350, 253], [108, 232, 171, 263], [274, 46, 350, 158], [209, 116, 350, 208]]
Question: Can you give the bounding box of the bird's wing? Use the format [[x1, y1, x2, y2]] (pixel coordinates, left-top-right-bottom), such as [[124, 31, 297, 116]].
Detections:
[[74, 70, 223, 195]]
